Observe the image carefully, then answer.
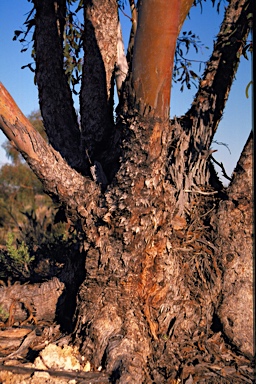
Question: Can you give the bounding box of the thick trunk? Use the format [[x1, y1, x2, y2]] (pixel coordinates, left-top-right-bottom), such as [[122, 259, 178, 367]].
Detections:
[[0, 0, 253, 382], [73, 116, 178, 382], [72, 118, 252, 382], [1, 79, 253, 382]]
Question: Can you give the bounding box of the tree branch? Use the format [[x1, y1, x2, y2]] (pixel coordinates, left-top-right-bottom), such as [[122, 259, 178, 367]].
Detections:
[[33, 0, 82, 170], [80, 0, 118, 166], [187, 0, 252, 139], [210, 156, 232, 182], [0, 83, 101, 223], [167, 0, 252, 204], [227, 130, 253, 196]]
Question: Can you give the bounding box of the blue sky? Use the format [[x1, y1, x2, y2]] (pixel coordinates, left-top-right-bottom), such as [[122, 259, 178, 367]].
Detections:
[[0, 0, 252, 184]]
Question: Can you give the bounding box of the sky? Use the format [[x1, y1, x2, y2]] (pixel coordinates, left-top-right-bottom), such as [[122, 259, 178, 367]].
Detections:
[[0, 0, 252, 184]]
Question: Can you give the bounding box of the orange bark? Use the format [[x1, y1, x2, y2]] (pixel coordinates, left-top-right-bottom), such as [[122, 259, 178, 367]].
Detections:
[[132, 0, 193, 119]]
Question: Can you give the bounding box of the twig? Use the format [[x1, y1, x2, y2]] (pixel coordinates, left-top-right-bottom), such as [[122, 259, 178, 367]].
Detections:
[[210, 155, 232, 181]]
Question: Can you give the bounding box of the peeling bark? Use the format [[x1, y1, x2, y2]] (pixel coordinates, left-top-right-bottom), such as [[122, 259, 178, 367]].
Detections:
[[167, 0, 252, 212], [0, 278, 64, 326]]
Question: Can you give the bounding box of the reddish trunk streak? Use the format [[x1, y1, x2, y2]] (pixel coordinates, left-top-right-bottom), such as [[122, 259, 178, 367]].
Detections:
[[132, 0, 193, 119]]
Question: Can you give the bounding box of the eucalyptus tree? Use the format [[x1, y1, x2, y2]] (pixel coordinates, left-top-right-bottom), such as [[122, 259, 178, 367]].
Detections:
[[0, 0, 253, 382]]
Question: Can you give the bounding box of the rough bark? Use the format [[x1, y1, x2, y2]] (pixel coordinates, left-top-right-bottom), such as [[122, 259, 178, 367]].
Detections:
[[80, 0, 118, 171], [73, 116, 178, 382], [213, 131, 253, 357], [33, 0, 82, 170], [0, 278, 64, 327]]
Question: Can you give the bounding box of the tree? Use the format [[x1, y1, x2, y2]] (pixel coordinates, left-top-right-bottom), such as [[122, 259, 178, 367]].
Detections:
[[0, 0, 253, 382]]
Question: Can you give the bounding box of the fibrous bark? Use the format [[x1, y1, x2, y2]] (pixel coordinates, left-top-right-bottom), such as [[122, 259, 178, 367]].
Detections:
[[33, 0, 82, 170], [80, 0, 119, 171], [187, 0, 252, 135], [0, 277, 64, 326], [213, 132, 253, 357]]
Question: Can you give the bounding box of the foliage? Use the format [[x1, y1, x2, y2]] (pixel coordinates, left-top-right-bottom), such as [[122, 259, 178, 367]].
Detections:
[[245, 80, 253, 98], [1, 232, 34, 277], [0, 203, 77, 282], [174, 31, 207, 91], [13, 0, 84, 94], [63, 3, 84, 94], [13, 0, 252, 97], [0, 161, 48, 240], [0, 304, 9, 323]]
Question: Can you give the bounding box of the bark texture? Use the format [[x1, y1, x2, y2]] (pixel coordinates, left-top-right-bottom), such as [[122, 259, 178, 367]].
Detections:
[[167, 0, 252, 212], [80, 0, 119, 171], [33, 0, 82, 170], [187, 0, 252, 135], [213, 132, 253, 357]]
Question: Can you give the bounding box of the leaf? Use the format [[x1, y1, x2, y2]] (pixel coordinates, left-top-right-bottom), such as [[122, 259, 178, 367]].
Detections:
[[189, 70, 198, 79], [13, 30, 23, 41], [21, 63, 35, 72], [24, 18, 36, 38], [245, 81, 252, 99], [75, 0, 84, 13]]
